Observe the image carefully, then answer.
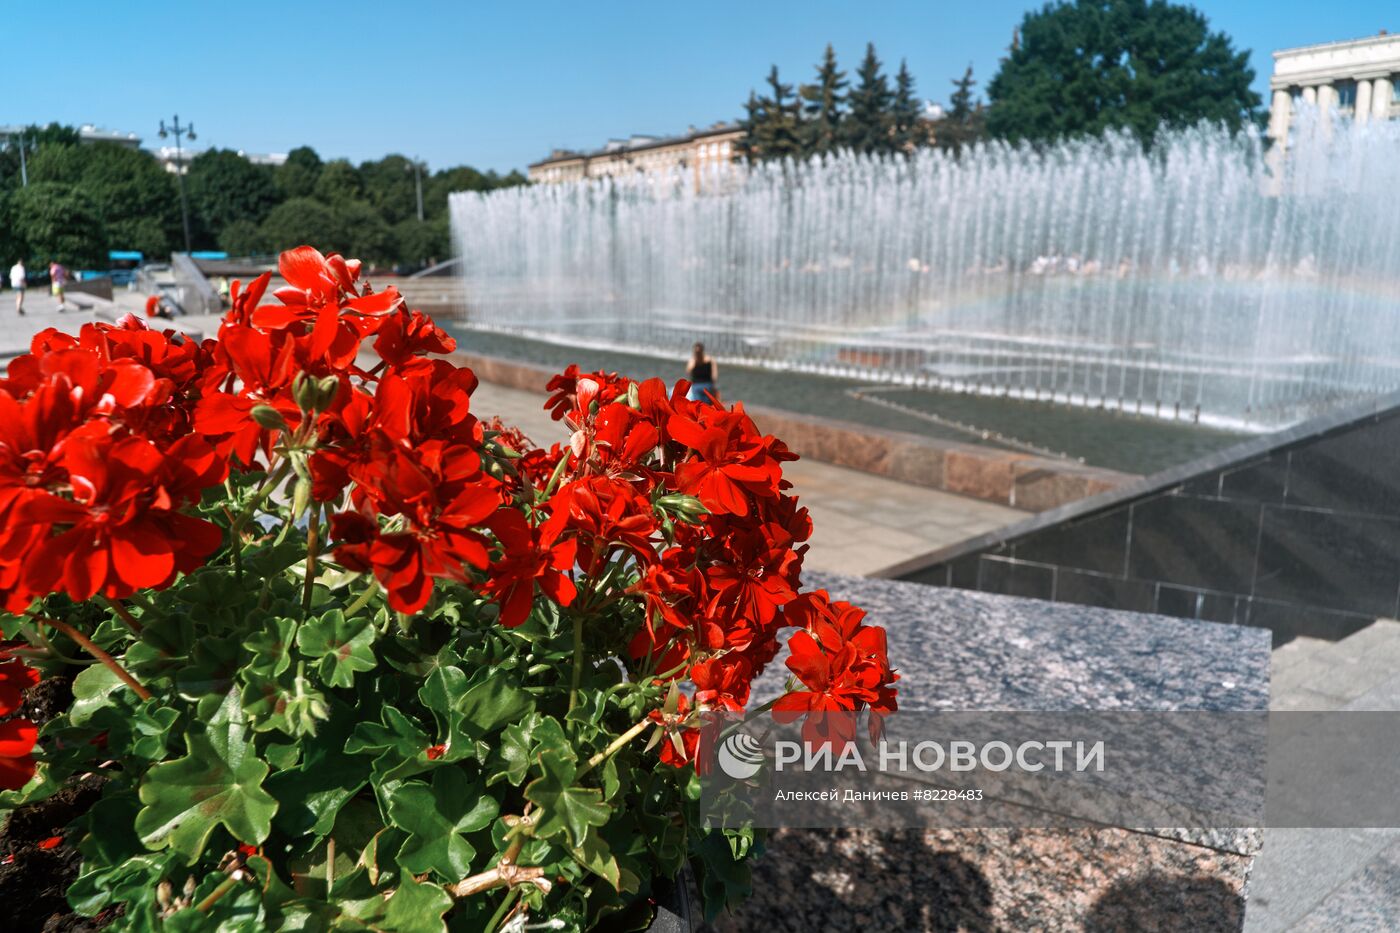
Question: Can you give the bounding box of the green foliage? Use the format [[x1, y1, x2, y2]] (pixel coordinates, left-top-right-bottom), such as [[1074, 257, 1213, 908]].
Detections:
[[6, 497, 737, 930], [741, 66, 805, 162], [274, 145, 322, 199], [216, 219, 267, 257], [3, 128, 520, 267], [256, 198, 338, 256], [891, 59, 922, 150], [935, 65, 989, 153], [313, 159, 365, 205], [186, 149, 280, 247], [29, 142, 181, 256], [986, 0, 1262, 144], [799, 44, 847, 157], [394, 216, 449, 268], [9, 181, 107, 267], [359, 154, 422, 225], [844, 43, 895, 155]]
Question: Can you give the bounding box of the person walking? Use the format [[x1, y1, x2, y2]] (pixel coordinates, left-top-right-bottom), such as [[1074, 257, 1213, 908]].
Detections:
[[48, 259, 68, 312], [685, 342, 720, 403], [9, 260, 26, 316]]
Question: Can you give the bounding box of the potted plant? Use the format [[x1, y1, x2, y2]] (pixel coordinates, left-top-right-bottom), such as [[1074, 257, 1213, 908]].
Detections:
[[0, 246, 898, 931]]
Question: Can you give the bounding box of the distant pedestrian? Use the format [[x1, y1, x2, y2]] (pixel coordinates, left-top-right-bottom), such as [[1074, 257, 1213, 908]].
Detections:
[[48, 259, 68, 312], [686, 342, 720, 404], [9, 260, 25, 316]]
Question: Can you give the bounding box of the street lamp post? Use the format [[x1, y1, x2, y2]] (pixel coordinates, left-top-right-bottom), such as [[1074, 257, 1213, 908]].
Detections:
[[17, 132, 29, 187], [160, 115, 197, 253], [407, 157, 424, 222]]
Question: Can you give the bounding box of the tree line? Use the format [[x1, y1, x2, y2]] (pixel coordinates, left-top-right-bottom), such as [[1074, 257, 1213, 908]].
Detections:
[[0, 127, 525, 271], [738, 0, 1261, 163]]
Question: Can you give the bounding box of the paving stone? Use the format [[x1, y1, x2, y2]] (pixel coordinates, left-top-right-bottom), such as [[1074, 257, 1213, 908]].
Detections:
[[1243, 829, 1400, 933], [1269, 636, 1331, 677]]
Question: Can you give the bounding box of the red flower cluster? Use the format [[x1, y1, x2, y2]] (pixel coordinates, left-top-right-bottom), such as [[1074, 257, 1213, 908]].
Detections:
[[0, 653, 39, 790], [0, 314, 226, 607], [534, 365, 899, 759]]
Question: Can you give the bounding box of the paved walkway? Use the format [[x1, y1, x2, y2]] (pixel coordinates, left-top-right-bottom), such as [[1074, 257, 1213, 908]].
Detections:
[[469, 380, 1024, 576], [1244, 621, 1400, 931], [0, 291, 109, 359]]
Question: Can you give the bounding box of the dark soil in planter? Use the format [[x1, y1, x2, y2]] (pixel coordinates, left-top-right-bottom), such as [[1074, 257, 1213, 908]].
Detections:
[[0, 674, 119, 932]]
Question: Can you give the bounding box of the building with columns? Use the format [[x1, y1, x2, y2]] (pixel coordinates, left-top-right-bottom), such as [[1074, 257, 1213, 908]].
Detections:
[[1268, 32, 1400, 143]]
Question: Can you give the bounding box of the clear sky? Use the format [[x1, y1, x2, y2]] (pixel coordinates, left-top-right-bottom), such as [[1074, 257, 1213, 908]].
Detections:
[[9, 0, 1395, 173]]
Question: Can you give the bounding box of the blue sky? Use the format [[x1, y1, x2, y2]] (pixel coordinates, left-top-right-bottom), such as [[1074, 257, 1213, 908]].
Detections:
[[8, 1, 1395, 172]]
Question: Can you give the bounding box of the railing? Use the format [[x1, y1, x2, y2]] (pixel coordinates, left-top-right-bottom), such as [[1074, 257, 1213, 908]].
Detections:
[[168, 252, 221, 316]]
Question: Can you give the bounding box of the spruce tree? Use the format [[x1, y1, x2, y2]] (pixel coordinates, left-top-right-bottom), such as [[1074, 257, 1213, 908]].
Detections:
[[844, 43, 894, 155], [799, 44, 847, 157], [759, 65, 804, 161], [737, 90, 763, 162], [938, 65, 988, 153], [949, 65, 977, 122], [891, 59, 922, 151]]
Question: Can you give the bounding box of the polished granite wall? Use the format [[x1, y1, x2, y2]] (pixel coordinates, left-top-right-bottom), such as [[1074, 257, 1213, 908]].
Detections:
[[889, 391, 1400, 644]]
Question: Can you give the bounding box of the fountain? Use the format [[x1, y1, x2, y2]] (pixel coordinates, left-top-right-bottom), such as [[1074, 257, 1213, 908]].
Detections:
[[451, 109, 1400, 431]]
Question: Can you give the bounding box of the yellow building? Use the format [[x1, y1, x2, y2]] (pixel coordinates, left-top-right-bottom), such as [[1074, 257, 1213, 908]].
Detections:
[[529, 123, 743, 187]]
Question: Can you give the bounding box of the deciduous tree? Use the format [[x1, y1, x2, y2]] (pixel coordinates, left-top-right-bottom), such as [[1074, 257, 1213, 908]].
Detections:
[[986, 0, 1262, 144]]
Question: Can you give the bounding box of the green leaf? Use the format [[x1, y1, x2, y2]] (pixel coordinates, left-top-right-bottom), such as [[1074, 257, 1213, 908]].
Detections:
[[268, 699, 371, 837], [525, 747, 610, 848], [134, 691, 278, 862], [572, 830, 621, 889], [297, 609, 376, 688], [242, 615, 299, 678], [457, 673, 535, 738], [342, 873, 452, 933], [68, 663, 124, 726], [346, 705, 438, 785], [387, 767, 498, 880]]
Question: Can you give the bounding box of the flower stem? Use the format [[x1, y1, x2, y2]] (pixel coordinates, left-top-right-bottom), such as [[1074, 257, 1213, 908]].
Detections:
[[302, 502, 321, 615], [99, 596, 142, 635], [36, 616, 152, 701], [483, 888, 521, 933], [230, 460, 291, 538], [568, 614, 584, 712], [195, 875, 241, 913], [344, 579, 381, 617], [580, 717, 652, 778]]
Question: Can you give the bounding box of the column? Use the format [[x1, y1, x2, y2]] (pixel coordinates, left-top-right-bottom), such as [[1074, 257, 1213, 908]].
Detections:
[[1315, 84, 1335, 111], [1302, 85, 1318, 105], [1374, 77, 1394, 120], [1356, 80, 1373, 123], [1269, 88, 1292, 140]]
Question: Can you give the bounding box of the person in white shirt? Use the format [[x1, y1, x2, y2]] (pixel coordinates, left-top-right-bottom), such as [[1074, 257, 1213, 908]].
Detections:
[[9, 260, 26, 316]]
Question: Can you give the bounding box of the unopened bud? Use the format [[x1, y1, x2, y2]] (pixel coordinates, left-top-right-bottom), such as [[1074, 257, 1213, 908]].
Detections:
[[315, 375, 339, 411], [656, 493, 708, 523], [249, 404, 287, 432]]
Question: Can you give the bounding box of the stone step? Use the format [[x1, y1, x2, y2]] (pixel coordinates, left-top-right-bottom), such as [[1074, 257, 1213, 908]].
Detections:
[[1243, 828, 1400, 932], [1270, 635, 1331, 675], [1269, 620, 1400, 711], [1287, 834, 1400, 932]]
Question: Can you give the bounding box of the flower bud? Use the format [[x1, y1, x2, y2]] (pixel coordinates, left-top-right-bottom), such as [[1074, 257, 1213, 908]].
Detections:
[[655, 493, 708, 523], [249, 404, 287, 432]]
